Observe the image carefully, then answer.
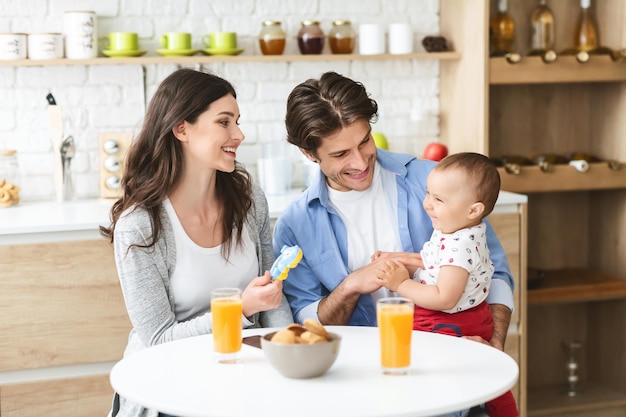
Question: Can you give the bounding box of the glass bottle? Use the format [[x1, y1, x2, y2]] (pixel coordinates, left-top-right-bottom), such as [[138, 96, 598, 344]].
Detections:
[[527, 48, 557, 63], [574, 0, 599, 52], [258, 20, 286, 56], [590, 46, 626, 62], [0, 149, 21, 207], [529, 0, 556, 62], [297, 20, 324, 55], [490, 0, 515, 57], [328, 20, 355, 54]]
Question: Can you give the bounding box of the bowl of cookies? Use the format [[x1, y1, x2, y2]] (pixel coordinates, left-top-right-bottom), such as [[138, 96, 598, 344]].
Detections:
[[261, 319, 341, 379]]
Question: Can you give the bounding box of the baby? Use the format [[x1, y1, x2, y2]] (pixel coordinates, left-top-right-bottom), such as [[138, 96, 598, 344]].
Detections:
[[373, 152, 518, 417]]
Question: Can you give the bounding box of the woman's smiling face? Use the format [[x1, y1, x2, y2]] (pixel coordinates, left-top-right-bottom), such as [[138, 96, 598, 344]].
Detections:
[[175, 94, 245, 174]]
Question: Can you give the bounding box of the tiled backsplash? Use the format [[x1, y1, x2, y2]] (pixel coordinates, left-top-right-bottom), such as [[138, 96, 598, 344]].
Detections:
[[0, 0, 441, 201]]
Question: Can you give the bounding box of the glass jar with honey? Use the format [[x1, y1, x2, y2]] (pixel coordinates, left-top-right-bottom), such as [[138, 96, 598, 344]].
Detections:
[[259, 20, 286, 55], [328, 20, 355, 54]]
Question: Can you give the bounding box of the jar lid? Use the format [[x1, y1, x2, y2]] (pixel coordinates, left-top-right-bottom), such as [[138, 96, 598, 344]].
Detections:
[[301, 20, 320, 26], [332, 20, 351, 26], [0, 149, 16, 156], [262, 20, 282, 26]]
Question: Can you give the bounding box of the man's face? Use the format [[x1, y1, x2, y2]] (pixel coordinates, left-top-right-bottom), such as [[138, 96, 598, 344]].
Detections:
[[307, 119, 378, 192]]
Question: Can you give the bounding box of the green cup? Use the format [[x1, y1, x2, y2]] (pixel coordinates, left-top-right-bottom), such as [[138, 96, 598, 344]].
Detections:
[[159, 32, 192, 50], [202, 32, 237, 50], [100, 32, 139, 51]]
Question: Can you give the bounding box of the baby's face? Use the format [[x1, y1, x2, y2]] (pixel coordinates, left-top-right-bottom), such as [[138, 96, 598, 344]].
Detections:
[[422, 168, 482, 234]]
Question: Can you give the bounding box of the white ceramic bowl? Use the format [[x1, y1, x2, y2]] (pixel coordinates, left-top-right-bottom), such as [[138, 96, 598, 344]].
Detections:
[[261, 331, 341, 379]]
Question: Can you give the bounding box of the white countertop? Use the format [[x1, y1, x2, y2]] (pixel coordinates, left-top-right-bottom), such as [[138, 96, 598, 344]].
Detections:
[[0, 190, 526, 237]]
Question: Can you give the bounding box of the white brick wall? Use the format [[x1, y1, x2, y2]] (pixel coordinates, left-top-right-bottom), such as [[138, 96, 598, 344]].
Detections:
[[0, 0, 441, 201]]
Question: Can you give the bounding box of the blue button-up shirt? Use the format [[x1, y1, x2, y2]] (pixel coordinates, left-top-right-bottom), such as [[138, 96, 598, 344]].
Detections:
[[273, 149, 514, 326]]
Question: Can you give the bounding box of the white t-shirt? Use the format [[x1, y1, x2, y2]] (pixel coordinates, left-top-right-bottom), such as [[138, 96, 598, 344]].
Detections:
[[328, 162, 402, 303], [163, 199, 258, 322]]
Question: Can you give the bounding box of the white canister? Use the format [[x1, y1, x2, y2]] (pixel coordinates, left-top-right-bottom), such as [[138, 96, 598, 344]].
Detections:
[[28, 33, 64, 60], [63, 10, 97, 59], [0, 33, 27, 60], [257, 141, 292, 196], [388, 23, 413, 55], [358, 24, 384, 55]]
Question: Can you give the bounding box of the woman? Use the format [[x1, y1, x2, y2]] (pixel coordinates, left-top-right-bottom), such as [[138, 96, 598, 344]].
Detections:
[[101, 68, 293, 417]]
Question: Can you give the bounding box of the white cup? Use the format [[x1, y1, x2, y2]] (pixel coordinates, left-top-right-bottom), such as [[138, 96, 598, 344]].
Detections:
[[63, 10, 97, 59], [0, 33, 27, 60], [28, 33, 64, 60], [358, 23, 384, 55], [388, 23, 413, 54]]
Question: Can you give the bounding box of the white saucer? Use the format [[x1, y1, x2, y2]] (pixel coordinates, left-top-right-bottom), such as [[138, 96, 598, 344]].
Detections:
[[203, 48, 244, 56], [156, 49, 201, 57], [102, 49, 147, 58]]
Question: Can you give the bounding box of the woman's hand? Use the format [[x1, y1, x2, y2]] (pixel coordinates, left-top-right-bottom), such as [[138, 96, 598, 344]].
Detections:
[[241, 271, 284, 318]]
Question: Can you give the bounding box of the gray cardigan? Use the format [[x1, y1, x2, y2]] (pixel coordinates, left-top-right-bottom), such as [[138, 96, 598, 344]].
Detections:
[[110, 183, 293, 417]]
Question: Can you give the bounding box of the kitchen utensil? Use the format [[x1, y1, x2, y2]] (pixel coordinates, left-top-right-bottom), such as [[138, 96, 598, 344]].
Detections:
[[60, 135, 75, 200], [46, 93, 65, 201]]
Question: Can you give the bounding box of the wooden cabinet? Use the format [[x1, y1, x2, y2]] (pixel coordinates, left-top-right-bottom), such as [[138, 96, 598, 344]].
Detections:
[[490, 204, 528, 415], [0, 237, 131, 417], [441, 0, 626, 416]]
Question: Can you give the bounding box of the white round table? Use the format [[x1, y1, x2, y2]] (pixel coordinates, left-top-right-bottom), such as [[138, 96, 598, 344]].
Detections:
[[110, 326, 518, 417]]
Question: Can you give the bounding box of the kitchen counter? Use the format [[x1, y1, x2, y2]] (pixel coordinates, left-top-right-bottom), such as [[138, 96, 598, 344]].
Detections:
[[0, 190, 526, 242]]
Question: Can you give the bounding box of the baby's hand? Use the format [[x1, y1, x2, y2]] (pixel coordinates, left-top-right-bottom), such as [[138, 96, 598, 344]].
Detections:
[[376, 260, 410, 292], [371, 251, 423, 277]]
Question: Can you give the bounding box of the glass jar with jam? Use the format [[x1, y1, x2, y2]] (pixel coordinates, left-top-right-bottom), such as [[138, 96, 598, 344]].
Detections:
[[259, 20, 286, 55], [0, 149, 21, 207], [297, 20, 324, 55], [328, 20, 355, 54]]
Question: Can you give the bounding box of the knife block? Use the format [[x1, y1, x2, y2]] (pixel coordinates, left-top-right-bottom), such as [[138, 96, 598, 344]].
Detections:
[[99, 132, 132, 199]]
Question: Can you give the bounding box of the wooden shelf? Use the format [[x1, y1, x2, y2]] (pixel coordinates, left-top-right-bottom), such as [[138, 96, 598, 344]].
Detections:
[[497, 163, 626, 193], [528, 382, 626, 416], [490, 55, 626, 85], [528, 268, 626, 305], [0, 51, 461, 67]]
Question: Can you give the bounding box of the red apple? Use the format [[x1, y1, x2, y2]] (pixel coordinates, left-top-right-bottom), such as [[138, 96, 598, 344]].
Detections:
[[423, 142, 448, 162]]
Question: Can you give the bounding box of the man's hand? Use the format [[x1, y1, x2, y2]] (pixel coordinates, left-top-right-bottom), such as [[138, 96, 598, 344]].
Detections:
[[371, 251, 423, 276], [318, 262, 384, 325]]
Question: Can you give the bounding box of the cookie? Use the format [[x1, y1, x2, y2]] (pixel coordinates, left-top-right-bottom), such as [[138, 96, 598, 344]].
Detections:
[[303, 318, 329, 340], [271, 329, 297, 344]]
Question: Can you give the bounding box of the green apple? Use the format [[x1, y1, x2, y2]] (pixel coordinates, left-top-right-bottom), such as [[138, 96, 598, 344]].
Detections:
[[372, 132, 389, 150]]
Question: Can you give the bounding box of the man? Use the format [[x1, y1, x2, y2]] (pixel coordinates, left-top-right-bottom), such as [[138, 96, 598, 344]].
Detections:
[[273, 71, 514, 353]]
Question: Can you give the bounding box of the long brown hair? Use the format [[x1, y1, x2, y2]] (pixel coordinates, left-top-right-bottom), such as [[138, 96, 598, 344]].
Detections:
[[100, 69, 252, 258]]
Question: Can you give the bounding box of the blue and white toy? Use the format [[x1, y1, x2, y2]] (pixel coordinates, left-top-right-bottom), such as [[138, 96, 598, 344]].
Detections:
[[270, 245, 303, 281]]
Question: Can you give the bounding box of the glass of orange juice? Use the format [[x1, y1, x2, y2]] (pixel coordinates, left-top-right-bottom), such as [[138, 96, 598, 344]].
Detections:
[[210, 287, 243, 363], [377, 297, 413, 375]]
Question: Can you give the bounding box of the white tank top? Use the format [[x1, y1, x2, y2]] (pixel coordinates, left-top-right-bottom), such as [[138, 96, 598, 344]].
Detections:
[[163, 199, 258, 322]]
